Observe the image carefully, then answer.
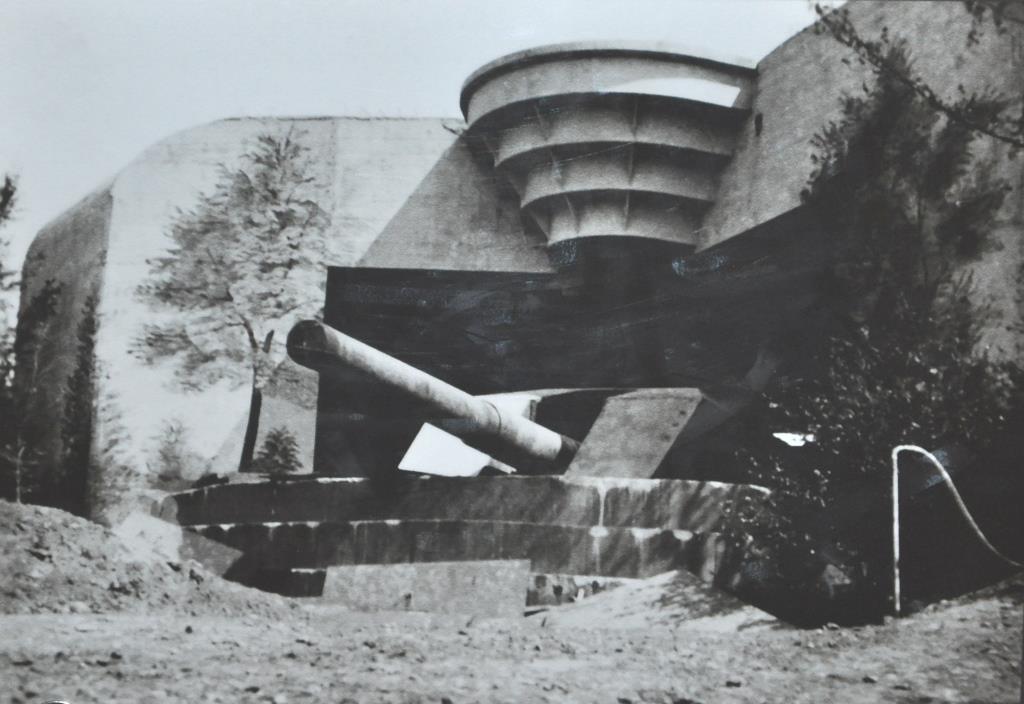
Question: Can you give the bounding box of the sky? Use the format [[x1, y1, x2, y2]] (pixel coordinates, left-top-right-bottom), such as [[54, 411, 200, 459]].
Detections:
[[0, 0, 819, 274]]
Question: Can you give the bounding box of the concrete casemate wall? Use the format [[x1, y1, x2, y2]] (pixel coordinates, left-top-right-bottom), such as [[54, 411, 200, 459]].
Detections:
[[704, 0, 1024, 351], [17, 186, 112, 505], [103, 116, 463, 473], [358, 135, 553, 273], [19, 117, 463, 517]]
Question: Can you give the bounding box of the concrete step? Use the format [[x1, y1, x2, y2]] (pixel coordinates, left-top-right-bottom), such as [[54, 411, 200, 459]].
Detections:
[[188, 518, 699, 579], [320, 560, 531, 618], [161, 475, 767, 532], [232, 567, 635, 602]]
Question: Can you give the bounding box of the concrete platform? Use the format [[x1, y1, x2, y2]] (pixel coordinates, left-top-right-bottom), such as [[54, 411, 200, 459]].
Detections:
[[189, 519, 695, 578], [159, 475, 767, 532]]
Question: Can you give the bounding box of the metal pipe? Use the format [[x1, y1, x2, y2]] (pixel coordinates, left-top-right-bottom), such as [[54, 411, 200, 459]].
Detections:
[[890, 445, 1024, 622], [287, 320, 579, 465]]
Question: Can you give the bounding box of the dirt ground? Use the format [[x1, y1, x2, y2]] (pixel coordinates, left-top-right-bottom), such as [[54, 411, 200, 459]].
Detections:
[[1, 500, 1021, 704]]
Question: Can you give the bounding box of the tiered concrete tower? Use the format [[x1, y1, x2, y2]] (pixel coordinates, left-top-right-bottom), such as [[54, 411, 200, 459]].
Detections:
[[461, 43, 755, 251]]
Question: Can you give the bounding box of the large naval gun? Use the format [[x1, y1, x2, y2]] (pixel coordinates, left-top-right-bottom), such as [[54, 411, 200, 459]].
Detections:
[[287, 320, 582, 471]]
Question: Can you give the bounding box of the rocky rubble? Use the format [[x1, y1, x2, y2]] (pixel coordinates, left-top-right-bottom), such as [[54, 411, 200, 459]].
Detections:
[[0, 500, 295, 617]]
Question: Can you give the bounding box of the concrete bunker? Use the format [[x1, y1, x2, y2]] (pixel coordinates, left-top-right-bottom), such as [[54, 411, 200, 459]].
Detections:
[[19, 4, 1021, 625], [157, 44, 847, 622]]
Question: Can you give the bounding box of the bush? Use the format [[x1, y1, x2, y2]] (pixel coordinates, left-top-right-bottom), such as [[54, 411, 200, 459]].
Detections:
[[150, 419, 208, 492], [722, 41, 1023, 616]]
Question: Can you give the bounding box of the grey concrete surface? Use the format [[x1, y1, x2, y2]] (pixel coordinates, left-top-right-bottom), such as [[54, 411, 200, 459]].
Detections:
[[321, 560, 530, 617]]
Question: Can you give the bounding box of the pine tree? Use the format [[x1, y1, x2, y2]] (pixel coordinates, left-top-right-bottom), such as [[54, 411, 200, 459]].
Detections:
[[133, 130, 330, 471], [4, 278, 63, 504], [87, 373, 145, 524], [59, 296, 98, 516], [0, 174, 18, 499], [150, 418, 207, 491], [251, 427, 302, 476]]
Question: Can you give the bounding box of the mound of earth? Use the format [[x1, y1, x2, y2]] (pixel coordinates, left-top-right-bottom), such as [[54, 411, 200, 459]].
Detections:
[[542, 569, 780, 631], [1, 499, 1021, 703], [0, 500, 296, 617]]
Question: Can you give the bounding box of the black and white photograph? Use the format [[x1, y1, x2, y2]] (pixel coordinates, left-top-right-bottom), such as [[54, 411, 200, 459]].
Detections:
[[1, 1, 1022, 702]]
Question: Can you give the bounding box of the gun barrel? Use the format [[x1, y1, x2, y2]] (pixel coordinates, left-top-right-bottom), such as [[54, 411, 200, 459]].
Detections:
[[287, 320, 578, 465]]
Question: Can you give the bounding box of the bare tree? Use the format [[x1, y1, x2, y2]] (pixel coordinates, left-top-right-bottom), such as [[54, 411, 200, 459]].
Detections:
[[0, 174, 18, 364], [134, 130, 330, 471], [0, 174, 18, 499]]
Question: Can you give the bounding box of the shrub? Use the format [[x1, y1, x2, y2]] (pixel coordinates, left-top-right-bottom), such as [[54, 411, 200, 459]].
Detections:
[[722, 41, 1023, 618]]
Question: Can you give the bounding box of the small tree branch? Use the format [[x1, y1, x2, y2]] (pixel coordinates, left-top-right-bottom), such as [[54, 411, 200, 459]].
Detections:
[[815, 4, 1024, 149]]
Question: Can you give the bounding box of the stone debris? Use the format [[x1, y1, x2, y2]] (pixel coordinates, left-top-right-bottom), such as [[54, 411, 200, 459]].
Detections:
[[0, 500, 294, 617]]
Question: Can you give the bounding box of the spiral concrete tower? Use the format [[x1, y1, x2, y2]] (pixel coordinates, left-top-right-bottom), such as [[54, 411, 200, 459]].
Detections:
[[460, 42, 756, 253]]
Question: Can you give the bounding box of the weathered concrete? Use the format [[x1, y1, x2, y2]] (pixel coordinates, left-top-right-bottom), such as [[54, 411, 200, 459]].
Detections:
[[321, 560, 530, 617], [189, 519, 694, 578], [565, 389, 703, 478], [17, 117, 464, 517], [159, 473, 767, 585], [14, 187, 111, 514], [526, 573, 626, 607], [700, 0, 1024, 353], [210, 567, 631, 601], [158, 475, 768, 533], [461, 41, 756, 121], [357, 135, 552, 273], [704, 1, 1023, 246], [462, 43, 754, 248]]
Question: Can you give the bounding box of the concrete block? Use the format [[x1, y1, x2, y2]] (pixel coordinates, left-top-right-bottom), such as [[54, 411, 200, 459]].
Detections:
[[566, 389, 703, 478], [596, 479, 769, 532], [321, 560, 530, 617], [162, 475, 604, 527], [239, 568, 327, 598]]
